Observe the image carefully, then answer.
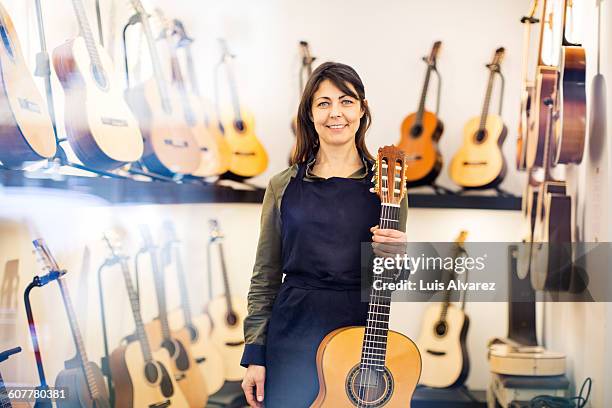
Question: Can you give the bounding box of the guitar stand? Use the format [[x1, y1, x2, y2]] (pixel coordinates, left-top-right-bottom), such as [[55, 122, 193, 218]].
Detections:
[[24, 270, 64, 408], [97, 255, 129, 407], [430, 183, 457, 196], [456, 187, 518, 199]]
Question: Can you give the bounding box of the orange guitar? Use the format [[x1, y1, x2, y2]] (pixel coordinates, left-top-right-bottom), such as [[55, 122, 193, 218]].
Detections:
[[311, 146, 421, 407], [125, 0, 201, 177], [516, 0, 540, 171], [53, 0, 143, 171], [449, 48, 507, 189], [216, 39, 268, 179], [0, 3, 56, 168], [397, 41, 443, 186], [172, 19, 231, 177]]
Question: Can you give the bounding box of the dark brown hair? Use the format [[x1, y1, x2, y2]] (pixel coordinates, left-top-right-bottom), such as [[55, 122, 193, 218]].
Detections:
[[291, 62, 373, 165]]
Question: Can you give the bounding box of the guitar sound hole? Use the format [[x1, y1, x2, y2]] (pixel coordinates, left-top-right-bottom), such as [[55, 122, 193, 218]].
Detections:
[[434, 321, 448, 337], [346, 365, 394, 407], [166, 340, 190, 371], [144, 361, 160, 384], [410, 124, 423, 137], [91, 64, 108, 90], [474, 129, 487, 143], [226, 312, 238, 326], [187, 324, 199, 342], [0, 24, 14, 59], [234, 120, 245, 132], [157, 361, 175, 398]]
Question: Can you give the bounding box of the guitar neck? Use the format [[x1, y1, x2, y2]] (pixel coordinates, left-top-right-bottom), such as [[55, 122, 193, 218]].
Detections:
[[139, 10, 171, 112], [416, 65, 434, 123], [360, 204, 400, 370], [118, 257, 155, 362], [221, 53, 243, 123], [478, 69, 497, 131], [56, 277, 99, 400], [217, 242, 235, 314], [147, 248, 172, 341], [70, 0, 103, 69], [184, 45, 201, 96], [172, 243, 194, 327]]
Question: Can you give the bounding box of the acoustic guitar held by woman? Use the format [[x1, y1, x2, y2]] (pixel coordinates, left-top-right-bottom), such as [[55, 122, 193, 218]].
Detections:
[[449, 47, 507, 189], [311, 146, 421, 408]]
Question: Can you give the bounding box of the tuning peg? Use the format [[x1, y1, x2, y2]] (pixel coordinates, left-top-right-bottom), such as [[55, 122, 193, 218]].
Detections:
[[369, 188, 376, 193]]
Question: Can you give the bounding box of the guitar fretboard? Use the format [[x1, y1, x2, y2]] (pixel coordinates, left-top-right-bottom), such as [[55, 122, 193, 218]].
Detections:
[[360, 204, 401, 370], [70, 0, 103, 73], [478, 68, 497, 132], [415, 65, 434, 125]]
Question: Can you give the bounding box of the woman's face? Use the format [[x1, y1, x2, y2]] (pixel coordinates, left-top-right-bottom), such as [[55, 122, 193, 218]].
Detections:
[[311, 79, 364, 147]]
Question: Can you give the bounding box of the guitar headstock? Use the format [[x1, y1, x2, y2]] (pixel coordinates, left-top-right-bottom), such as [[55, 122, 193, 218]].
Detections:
[[299, 41, 316, 67], [425, 41, 442, 66], [454, 230, 468, 252], [102, 231, 124, 259], [32, 239, 62, 274], [487, 47, 505, 72], [208, 219, 224, 243], [372, 145, 408, 206], [127, 0, 147, 18], [162, 220, 179, 244], [139, 225, 155, 248], [218, 38, 235, 64], [173, 19, 193, 48]]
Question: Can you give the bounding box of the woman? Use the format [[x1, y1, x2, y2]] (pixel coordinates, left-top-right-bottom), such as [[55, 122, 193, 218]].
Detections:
[[240, 62, 408, 408]]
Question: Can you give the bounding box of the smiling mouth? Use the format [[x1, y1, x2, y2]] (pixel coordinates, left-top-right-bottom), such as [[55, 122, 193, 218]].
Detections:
[[327, 124, 348, 129]]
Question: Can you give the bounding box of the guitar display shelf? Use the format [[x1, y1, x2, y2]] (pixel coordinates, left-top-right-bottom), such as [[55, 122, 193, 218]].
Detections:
[[0, 169, 522, 209]]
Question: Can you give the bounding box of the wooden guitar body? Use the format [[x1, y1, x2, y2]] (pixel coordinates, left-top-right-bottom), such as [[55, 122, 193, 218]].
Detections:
[[416, 303, 469, 388], [527, 67, 557, 168], [54, 361, 110, 408], [109, 340, 189, 408], [555, 46, 586, 164], [126, 79, 201, 176], [145, 321, 209, 407], [398, 110, 443, 186], [530, 182, 572, 291], [219, 109, 268, 178], [167, 309, 226, 394], [449, 114, 507, 189], [53, 37, 143, 169], [311, 327, 421, 407], [516, 181, 540, 280], [186, 94, 231, 177], [0, 3, 56, 167], [206, 295, 247, 381]]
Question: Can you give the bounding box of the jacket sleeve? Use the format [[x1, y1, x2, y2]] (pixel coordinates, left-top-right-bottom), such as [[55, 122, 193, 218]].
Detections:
[[240, 180, 283, 367]]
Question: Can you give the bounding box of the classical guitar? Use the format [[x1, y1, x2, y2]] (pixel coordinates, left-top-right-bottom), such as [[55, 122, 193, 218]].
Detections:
[[529, 97, 572, 291], [102, 233, 190, 408], [516, 0, 540, 171], [553, 0, 586, 165], [449, 48, 507, 189], [53, 0, 143, 170], [397, 41, 444, 187], [161, 222, 226, 395], [139, 226, 209, 407], [416, 231, 470, 389], [125, 0, 201, 177], [173, 19, 231, 177], [207, 219, 247, 381], [216, 39, 269, 179], [516, 168, 542, 280], [526, 0, 560, 168], [0, 3, 56, 168], [32, 239, 111, 408], [289, 40, 316, 162], [311, 146, 421, 407]]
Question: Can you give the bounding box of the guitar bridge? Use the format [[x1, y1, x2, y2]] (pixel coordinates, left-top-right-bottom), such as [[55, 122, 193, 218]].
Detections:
[[149, 400, 171, 408], [426, 350, 446, 356]]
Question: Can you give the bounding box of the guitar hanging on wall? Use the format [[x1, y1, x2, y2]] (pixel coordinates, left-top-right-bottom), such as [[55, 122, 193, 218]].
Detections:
[[102, 233, 190, 408], [216, 39, 269, 179], [289, 40, 316, 163], [416, 231, 470, 389], [397, 41, 444, 187], [125, 0, 201, 177], [449, 47, 507, 189], [0, 3, 56, 168], [172, 19, 231, 177], [53, 0, 144, 171], [311, 146, 421, 407], [32, 239, 111, 408]]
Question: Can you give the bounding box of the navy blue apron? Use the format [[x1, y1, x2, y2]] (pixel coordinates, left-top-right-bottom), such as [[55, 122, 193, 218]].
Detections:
[[264, 162, 381, 407]]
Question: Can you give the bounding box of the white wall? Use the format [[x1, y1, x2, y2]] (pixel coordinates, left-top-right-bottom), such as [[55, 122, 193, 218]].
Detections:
[[0, 0, 610, 405]]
